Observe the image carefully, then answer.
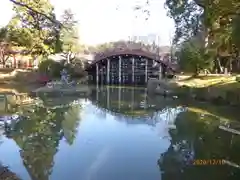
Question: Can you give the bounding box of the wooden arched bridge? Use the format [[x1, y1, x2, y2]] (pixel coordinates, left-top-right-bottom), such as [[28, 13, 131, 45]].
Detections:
[[85, 41, 178, 85]]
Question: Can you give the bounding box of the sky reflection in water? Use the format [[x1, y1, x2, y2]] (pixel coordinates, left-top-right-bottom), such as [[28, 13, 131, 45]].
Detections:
[[0, 87, 239, 180]]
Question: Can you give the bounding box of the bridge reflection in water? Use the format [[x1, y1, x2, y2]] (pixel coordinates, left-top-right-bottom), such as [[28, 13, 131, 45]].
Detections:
[[89, 86, 183, 126], [0, 87, 240, 180]]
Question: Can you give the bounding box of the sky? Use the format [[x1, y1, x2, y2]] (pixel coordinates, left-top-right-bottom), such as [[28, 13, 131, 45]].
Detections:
[[0, 0, 175, 46]]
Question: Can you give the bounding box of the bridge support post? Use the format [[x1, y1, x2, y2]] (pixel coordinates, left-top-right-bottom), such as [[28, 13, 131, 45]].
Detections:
[[107, 58, 110, 84], [118, 56, 122, 84], [107, 86, 109, 109], [144, 88, 147, 109], [132, 58, 135, 84], [118, 87, 121, 110], [145, 58, 148, 83], [96, 85, 99, 102], [158, 63, 162, 79], [96, 63, 99, 84], [131, 88, 134, 111]]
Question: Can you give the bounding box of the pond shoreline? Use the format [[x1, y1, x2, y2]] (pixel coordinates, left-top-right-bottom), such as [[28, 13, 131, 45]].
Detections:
[[173, 86, 240, 106], [0, 165, 21, 180], [153, 75, 240, 107]]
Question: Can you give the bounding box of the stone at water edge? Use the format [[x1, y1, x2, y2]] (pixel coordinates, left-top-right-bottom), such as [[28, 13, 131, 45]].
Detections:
[[236, 76, 240, 82]]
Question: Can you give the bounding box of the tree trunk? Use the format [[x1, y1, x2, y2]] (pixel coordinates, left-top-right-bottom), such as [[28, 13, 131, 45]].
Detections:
[[193, 66, 199, 77], [228, 58, 232, 73], [67, 51, 71, 64], [1, 55, 8, 67], [216, 56, 223, 73], [237, 57, 240, 72]]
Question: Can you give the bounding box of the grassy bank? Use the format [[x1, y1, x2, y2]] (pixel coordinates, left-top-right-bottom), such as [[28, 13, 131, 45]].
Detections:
[[174, 74, 240, 106], [0, 69, 37, 85]]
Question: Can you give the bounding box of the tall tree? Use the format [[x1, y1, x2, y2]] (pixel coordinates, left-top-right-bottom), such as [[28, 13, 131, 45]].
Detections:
[[59, 9, 80, 63], [164, 0, 240, 72], [178, 37, 211, 75], [0, 27, 12, 66], [8, 0, 62, 26], [8, 0, 61, 56], [165, 0, 203, 44]]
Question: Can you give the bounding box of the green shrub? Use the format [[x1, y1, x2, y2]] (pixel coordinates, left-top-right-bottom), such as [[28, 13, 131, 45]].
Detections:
[[236, 76, 240, 82], [38, 58, 87, 79], [38, 59, 64, 78], [65, 61, 87, 78]]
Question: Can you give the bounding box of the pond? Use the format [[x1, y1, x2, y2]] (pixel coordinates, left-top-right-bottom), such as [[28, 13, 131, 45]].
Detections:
[[0, 86, 240, 180]]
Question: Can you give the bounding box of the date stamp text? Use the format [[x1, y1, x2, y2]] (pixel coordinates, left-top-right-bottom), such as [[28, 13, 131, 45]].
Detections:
[[192, 159, 224, 166]]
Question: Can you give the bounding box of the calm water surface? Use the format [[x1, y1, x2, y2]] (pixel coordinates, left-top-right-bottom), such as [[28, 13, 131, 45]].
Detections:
[[0, 86, 240, 180]]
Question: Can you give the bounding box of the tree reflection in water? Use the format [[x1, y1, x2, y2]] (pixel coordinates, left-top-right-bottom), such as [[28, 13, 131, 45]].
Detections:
[[4, 97, 82, 180], [158, 110, 240, 180], [1, 87, 240, 180]]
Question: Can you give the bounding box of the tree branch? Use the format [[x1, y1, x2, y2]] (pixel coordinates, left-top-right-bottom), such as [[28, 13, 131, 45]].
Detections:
[[221, 12, 240, 19], [194, 0, 205, 8], [8, 0, 63, 27]]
